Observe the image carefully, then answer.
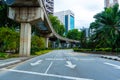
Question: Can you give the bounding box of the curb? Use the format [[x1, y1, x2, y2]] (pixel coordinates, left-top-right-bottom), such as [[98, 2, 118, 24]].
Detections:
[[101, 56, 120, 62], [0, 57, 32, 68]]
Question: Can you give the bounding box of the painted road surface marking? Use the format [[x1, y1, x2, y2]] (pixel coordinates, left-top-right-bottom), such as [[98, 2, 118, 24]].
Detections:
[[73, 58, 95, 61], [45, 58, 95, 61], [44, 62, 53, 74], [30, 60, 42, 66], [104, 62, 120, 69], [0, 60, 21, 66], [0, 68, 93, 80], [45, 58, 66, 61], [66, 61, 76, 69]]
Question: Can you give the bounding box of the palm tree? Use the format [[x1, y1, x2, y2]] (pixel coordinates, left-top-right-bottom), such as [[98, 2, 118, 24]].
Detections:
[[90, 4, 120, 51]]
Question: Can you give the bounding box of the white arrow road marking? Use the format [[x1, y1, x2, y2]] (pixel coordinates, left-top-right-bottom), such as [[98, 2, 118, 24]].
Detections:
[[0, 68, 93, 80], [104, 62, 120, 69], [66, 61, 76, 69], [30, 60, 42, 66]]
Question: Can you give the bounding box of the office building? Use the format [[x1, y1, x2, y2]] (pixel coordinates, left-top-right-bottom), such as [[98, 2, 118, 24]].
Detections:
[[104, 0, 118, 8], [44, 0, 54, 14], [80, 27, 90, 39], [54, 10, 75, 33]]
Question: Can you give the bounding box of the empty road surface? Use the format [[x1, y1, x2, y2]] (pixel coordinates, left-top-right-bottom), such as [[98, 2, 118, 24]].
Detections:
[[0, 50, 120, 80]]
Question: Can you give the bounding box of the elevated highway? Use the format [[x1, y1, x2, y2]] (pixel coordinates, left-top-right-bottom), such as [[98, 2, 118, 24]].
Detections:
[[4, 0, 80, 56]]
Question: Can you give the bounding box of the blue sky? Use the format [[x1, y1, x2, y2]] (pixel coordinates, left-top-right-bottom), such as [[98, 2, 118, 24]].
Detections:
[[54, 0, 120, 29]]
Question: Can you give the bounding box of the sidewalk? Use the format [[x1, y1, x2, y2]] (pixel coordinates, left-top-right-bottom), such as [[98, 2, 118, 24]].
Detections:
[[0, 57, 32, 68], [101, 55, 120, 61]]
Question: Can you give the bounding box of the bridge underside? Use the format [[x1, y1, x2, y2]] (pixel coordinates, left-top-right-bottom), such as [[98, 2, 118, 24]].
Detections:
[[5, 0, 80, 57]]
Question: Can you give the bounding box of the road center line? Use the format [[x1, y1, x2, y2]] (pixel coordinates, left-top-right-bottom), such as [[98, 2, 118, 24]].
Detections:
[[45, 62, 53, 74], [0, 68, 93, 80]]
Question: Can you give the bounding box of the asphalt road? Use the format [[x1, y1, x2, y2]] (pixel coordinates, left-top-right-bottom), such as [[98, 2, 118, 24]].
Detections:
[[0, 50, 120, 80]]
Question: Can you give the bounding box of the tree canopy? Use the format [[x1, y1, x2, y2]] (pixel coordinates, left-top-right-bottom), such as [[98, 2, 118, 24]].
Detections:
[[89, 4, 120, 51], [49, 14, 65, 37], [0, 27, 19, 52], [0, 2, 19, 28], [66, 29, 82, 40]]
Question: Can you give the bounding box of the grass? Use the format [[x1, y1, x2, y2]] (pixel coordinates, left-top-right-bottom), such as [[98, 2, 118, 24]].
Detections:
[[0, 50, 52, 60], [0, 52, 9, 59], [34, 50, 52, 55]]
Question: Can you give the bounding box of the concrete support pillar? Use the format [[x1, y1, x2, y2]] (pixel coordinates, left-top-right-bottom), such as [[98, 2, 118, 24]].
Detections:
[[19, 23, 31, 57], [45, 37, 49, 48], [67, 42, 71, 48], [53, 42, 56, 48], [61, 43, 64, 48], [59, 42, 62, 48]]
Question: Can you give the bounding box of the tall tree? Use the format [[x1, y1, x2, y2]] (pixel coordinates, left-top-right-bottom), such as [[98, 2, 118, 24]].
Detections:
[[90, 4, 120, 51], [66, 29, 81, 40], [0, 2, 19, 28], [49, 14, 65, 37]]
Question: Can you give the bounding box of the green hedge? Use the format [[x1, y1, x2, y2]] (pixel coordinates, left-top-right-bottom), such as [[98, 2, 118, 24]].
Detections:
[[35, 50, 52, 55], [0, 52, 9, 59], [95, 48, 112, 52], [74, 48, 119, 52], [74, 48, 92, 52]]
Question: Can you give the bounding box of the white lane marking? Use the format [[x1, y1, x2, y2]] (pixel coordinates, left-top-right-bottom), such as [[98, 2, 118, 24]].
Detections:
[[104, 62, 120, 69], [30, 60, 42, 66], [72, 58, 95, 61], [75, 58, 95, 61], [45, 62, 53, 74], [45, 58, 65, 61], [0, 60, 21, 66], [0, 68, 93, 80], [66, 61, 76, 69]]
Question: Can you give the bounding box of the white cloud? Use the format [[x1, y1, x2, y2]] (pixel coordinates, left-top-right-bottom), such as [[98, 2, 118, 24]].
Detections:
[[54, 0, 115, 29]]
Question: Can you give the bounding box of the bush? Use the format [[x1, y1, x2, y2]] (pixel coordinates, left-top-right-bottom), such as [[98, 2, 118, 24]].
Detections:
[[34, 50, 51, 55], [115, 48, 120, 52], [95, 48, 112, 52], [31, 35, 46, 54], [74, 48, 92, 52], [31, 46, 40, 55], [74, 48, 112, 52], [0, 27, 19, 53], [0, 52, 9, 59]]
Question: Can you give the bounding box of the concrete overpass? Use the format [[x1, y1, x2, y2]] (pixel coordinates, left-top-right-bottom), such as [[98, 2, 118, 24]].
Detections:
[[4, 0, 80, 56]]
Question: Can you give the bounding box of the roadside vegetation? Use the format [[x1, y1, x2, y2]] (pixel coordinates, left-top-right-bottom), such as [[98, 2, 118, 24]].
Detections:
[[1, 2, 120, 59], [75, 4, 120, 55], [0, 3, 52, 59]]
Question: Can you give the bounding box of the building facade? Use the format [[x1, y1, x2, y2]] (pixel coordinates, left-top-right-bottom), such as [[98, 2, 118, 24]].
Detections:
[[104, 0, 118, 8], [54, 10, 75, 33], [80, 27, 91, 40], [44, 0, 54, 14]]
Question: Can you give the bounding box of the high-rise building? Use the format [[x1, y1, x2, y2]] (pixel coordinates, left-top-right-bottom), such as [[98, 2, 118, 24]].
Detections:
[[44, 0, 54, 14], [54, 10, 75, 33], [104, 0, 118, 8], [80, 27, 90, 40]]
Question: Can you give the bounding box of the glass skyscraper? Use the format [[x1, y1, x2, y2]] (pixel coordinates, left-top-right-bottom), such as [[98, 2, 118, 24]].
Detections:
[[54, 10, 75, 33], [70, 15, 74, 30]]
